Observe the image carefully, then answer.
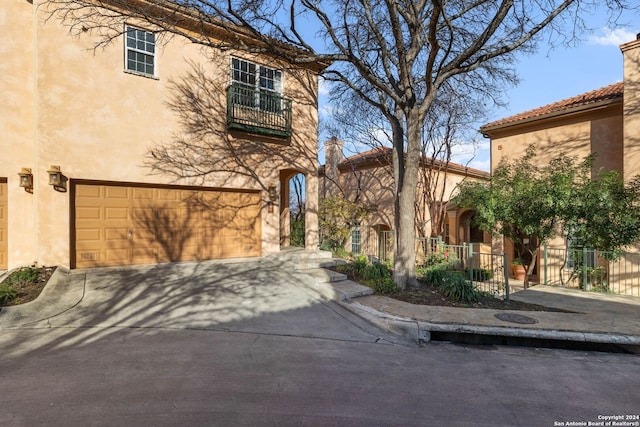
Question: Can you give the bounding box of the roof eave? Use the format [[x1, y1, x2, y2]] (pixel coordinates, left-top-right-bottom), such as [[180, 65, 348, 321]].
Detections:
[[481, 97, 622, 138]]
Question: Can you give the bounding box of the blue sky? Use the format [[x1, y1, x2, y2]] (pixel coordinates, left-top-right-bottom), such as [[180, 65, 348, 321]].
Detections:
[[316, 10, 640, 172]]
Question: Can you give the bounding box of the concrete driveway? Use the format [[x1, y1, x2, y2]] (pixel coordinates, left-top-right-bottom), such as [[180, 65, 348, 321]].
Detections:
[[1, 258, 391, 359]]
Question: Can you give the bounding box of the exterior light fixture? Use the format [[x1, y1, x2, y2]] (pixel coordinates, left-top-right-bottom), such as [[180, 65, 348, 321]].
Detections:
[[47, 165, 67, 192], [18, 168, 33, 193], [267, 184, 278, 213], [268, 185, 278, 202], [47, 165, 62, 186], [47, 165, 67, 193]]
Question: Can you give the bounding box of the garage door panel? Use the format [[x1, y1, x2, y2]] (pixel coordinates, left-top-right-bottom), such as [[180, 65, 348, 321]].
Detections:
[[75, 183, 261, 268], [76, 185, 102, 198], [157, 188, 181, 201], [105, 248, 131, 264], [76, 228, 101, 243], [105, 207, 129, 220], [105, 186, 129, 199], [132, 246, 161, 264], [104, 228, 130, 244], [76, 206, 103, 221], [132, 187, 154, 200], [78, 251, 100, 264]]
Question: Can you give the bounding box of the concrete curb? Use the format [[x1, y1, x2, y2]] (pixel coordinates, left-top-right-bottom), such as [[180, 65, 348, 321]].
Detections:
[[303, 275, 640, 348], [0, 267, 84, 328], [340, 297, 640, 346], [414, 321, 640, 345]]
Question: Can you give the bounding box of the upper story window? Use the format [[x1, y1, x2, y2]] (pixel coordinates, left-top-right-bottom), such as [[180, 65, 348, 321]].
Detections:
[[231, 58, 283, 112], [227, 57, 291, 137], [231, 57, 282, 94], [125, 25, 156, 77]]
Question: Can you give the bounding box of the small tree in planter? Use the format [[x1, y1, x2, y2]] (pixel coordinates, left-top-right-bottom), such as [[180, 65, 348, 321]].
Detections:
[[454, 147, 580, 288]]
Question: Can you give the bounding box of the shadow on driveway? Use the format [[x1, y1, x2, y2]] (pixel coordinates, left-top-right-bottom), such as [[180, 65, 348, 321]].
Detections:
[[0, 259, 388, 361]]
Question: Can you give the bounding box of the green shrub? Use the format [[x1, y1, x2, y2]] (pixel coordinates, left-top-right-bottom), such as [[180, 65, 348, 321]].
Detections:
[[361, 262, 390, 282], [5, 266, 41, 287], [418, 267, 484, 303], [418, 266, 458, 285], [436, 273, 483, 303], [351, 255, 370, 275], [0, 283, 17, 304], [465, 268, 493, 282], [423, 249, 459, 269], [372, 277, 400, 294], [336, 257, 398, 294]]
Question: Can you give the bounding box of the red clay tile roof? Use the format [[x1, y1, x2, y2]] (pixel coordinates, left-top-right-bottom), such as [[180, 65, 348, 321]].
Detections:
[[481, 82, 624, 131], [341, 146, 392, 165], [337, 146, 489, 178]]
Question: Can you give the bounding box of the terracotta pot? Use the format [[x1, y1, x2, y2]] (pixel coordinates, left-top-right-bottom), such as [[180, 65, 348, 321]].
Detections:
[[512, 264, 526, 280]]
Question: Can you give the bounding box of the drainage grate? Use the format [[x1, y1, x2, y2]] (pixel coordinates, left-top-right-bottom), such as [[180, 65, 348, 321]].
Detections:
[[494, 313, 539, 324]]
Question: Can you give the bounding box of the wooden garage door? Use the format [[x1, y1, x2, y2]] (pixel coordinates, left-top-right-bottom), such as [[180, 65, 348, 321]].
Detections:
[[73, 183, 261, 268], [0, 179, 7, 270]]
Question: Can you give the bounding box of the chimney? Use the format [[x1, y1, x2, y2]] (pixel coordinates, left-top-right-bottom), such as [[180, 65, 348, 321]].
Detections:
[[323, 136, 344, 196]]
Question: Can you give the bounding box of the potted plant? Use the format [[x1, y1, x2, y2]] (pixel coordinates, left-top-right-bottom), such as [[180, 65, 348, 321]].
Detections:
[[512, 258, 526, 280]]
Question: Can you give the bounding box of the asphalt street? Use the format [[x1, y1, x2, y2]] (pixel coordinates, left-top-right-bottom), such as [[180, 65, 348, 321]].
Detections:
[[2, 260, 638, 426]]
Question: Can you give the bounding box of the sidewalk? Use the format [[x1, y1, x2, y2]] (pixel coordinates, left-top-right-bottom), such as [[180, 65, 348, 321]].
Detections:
[[312, 276, 640, 348]]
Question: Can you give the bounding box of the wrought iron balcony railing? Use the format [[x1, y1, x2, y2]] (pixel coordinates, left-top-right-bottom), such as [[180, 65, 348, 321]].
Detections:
[[227, 83, 292, 138]]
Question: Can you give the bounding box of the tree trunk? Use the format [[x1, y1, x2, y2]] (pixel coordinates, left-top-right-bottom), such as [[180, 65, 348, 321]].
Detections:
[[524, 247, 539, 289], [392, 115, 421, 289]]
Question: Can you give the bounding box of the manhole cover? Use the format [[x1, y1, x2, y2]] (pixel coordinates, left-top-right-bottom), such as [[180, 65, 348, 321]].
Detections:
[[494, 313, 539, 324]]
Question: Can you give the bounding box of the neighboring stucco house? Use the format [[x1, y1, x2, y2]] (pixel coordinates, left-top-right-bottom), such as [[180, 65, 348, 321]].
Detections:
[[480, 35, 640, 293], [319, 138, 490, 260], [0, 0, 324, 270]]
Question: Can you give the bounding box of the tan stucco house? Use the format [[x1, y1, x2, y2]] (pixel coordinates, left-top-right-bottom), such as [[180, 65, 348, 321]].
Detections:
[[319, 138, 490, 260], [0, 0, 324, 270], [480, 35, 640, 293]]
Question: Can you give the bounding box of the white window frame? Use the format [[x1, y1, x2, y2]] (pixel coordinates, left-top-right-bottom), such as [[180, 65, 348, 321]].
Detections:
[[231, 57, 283, 94], [351, 223, 361, 254], [230, 57, 284, 113], [124, 25, 157, 78]]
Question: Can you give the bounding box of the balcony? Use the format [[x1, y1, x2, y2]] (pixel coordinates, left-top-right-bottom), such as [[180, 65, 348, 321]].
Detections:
[[227, 83, 292, 138]]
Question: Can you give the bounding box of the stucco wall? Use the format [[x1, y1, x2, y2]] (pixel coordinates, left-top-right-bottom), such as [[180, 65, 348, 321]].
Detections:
[[323, 159, 487, 257], [1, 0, 319, 268], [489, 106, 623, 176], [622, 39, 640, 182]]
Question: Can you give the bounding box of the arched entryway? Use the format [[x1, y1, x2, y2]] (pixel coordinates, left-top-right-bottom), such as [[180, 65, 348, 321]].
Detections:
[[457, 210, 485, 244], [278, 169, 318, 250]]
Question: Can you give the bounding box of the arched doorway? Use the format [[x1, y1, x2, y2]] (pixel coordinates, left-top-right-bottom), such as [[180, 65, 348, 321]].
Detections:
[[279, 170, 306, 248], [458, 209, 484, 244]]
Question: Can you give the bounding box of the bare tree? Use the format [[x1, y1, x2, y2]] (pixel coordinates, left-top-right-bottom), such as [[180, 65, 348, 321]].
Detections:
[[45, 0, 634, 288], [328, 81, 485, 241], [416, 85, 485, 239]]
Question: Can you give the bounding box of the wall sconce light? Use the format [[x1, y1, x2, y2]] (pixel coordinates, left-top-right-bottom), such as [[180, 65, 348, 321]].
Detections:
[[18, 168, 33, 193], [268, 185, 278, 202], [267, 184, 278, 213], [47, 165, 67, 192]]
